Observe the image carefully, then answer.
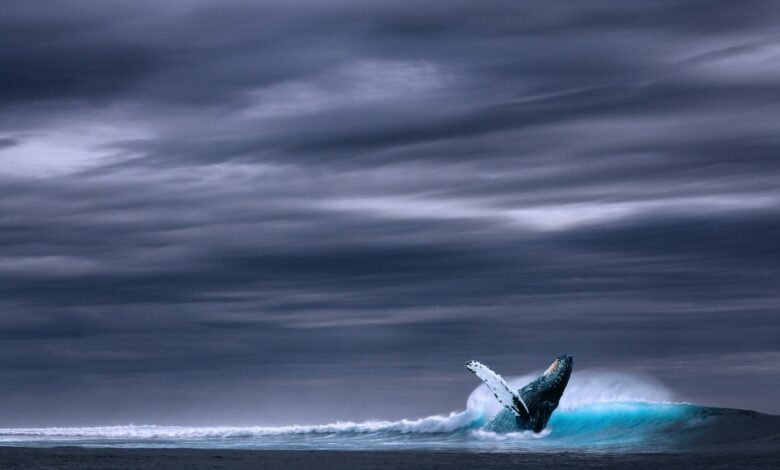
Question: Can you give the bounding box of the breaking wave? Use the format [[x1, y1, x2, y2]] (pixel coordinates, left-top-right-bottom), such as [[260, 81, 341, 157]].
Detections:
[[1, 371, 777, 452]]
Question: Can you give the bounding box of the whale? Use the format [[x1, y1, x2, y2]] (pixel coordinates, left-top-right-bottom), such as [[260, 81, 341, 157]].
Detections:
[[465, 355, 573, 433]]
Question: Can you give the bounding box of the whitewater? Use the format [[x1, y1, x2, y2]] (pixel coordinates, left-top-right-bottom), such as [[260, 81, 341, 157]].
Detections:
[[1, 371, 778, 452]]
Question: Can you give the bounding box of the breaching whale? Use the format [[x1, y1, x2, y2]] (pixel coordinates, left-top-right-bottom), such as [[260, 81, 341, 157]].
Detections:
[[465, 355, 573, 433]]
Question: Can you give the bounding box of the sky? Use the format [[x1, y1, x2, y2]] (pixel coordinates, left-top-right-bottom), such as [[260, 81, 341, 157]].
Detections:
[[1, 0, 779, 426]]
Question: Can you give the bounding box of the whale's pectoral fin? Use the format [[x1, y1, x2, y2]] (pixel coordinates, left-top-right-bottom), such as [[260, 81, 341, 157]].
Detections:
[[465, 360, 530, 419]]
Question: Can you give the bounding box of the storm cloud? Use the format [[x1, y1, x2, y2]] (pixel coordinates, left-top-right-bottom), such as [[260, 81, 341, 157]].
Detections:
[[0, 0, 779, 425]]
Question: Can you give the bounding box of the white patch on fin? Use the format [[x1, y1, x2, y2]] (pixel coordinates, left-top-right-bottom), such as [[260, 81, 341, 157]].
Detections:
[[465, 360, 530, 417]]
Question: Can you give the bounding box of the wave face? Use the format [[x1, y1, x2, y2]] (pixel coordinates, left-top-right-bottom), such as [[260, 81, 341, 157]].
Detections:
[[1, 372, 778, 452]]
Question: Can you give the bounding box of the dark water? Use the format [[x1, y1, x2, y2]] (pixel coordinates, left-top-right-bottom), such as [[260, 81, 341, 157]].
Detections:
[[0, 447, 779, 470]]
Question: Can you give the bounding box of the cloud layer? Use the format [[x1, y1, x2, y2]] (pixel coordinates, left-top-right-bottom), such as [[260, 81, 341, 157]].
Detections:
[[1, 0, 779, 425]]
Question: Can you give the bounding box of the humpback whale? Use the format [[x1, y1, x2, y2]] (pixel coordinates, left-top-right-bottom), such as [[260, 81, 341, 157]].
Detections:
[[465, 355, 573, 433]]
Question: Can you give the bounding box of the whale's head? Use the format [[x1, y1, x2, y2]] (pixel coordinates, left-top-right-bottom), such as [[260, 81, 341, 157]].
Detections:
[[535, 354, 573, 405]]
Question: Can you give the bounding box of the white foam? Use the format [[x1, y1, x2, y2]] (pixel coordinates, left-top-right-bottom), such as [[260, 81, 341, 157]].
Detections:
[[0, 410, 480, 439], [470, 429, 550, 441]]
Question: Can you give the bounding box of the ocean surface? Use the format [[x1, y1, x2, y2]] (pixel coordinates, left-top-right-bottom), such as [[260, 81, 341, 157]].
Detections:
[[1, 372, 778, 454]]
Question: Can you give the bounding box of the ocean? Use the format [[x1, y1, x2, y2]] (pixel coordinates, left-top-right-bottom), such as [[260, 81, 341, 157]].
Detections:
[[0, 371, 777, 468]]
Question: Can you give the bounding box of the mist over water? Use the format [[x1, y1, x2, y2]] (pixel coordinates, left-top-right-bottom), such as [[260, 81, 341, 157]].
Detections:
[[1, 371, 777, 452]]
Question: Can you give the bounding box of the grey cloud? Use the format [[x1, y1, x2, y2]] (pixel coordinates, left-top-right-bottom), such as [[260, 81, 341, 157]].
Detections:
[[0, 0, 779, 425], [0, 137, 19, 149]]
